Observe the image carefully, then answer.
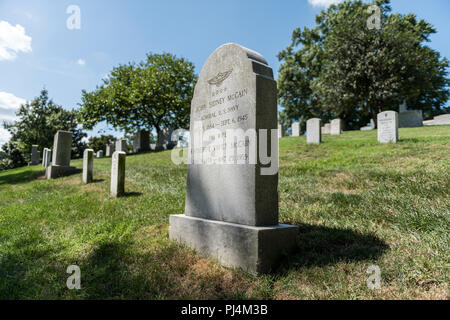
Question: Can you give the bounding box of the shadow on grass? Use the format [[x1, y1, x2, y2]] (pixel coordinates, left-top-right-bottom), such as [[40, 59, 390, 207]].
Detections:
[[0, 168, 44, 185], [122, 192, 142, 197], [278, 223, 389, 273]]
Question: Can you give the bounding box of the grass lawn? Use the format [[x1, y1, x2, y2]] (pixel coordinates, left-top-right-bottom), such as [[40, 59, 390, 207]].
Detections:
[[0, 125, 449, 299]]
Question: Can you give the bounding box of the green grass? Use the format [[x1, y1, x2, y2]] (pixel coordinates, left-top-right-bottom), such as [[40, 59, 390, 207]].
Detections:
[[0, 125, 449, 299]]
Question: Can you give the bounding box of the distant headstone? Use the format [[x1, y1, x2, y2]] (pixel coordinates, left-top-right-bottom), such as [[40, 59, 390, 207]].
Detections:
[[431, 114, 450, 126], [307, 118, 321, 144], [96, 150, 104, 158], [377, 111, 398, 143], [110, 151, 126, 197], [169, 43, 298, 275], [30, 145, 39, 165], [82, 149, 94, 184], [398, 100, 423, 128], [133, 130, 150, 153], [292, 122, 300, 137], [43, 149, 52, 167], [330, 118, 343, 135], [156, 128, 175, 151], [42, 148, 47, 167], [360, 119, 376, 131], [321, 123, 331, 134], [116, 139, 128, 153], [278, 124, 282, 139], [46, 131, 76, 179], [106, 143, 115, 157]]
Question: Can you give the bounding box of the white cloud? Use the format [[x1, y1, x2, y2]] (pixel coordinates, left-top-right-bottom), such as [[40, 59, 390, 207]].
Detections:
[[308, 0, 341, 7], [77, 58, 86, 66], [0, 91, 26, 111], [0, 91, 25, 146], [0, 21, 32, 61]]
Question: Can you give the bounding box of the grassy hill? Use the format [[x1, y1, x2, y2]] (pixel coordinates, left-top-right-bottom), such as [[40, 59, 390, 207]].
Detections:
[[0, 126, 449, 299]]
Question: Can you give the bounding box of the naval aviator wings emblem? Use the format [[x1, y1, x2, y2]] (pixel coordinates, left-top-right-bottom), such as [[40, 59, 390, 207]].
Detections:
[[207, 69, 233, 87]]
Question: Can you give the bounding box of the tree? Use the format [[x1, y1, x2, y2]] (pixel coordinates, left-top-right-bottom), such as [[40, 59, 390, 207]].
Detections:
[[87, 135, 116, 153], [78, 53, 197, 140], [278, 0, 449, 129], [2, 89, 87, 165]]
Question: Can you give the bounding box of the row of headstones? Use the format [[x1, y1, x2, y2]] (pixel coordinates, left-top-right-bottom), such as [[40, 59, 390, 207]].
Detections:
[[30, 44, 403, 277], [278, 111, 399, 145], [83, 149, 126, 197]]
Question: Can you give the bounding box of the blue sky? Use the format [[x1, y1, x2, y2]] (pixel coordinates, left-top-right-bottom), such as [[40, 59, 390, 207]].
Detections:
[[1, 0, 449, 144]]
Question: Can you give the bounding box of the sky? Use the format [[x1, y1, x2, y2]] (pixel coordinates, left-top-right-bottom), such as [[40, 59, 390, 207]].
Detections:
[[0, 0, 449, 145]]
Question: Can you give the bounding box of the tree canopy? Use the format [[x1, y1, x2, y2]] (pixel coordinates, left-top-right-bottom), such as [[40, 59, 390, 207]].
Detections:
[[2, 89, 87, 166], [78, 53, 197, 138], [277, 0, 449, 130]]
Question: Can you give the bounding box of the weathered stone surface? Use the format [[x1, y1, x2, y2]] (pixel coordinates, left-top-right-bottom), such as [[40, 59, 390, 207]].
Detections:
[[83, 149, 94, 184], [169, 43, 298, 274], [42, 148, 47, 167], [30, 145, 39, 165], [133, 130, 150, 153], [43, 149, 52, 167], [170, 215, 298, 275], [110, 151, 126, 197], [156, 128, 175, 151], [307, 118, 321, 144], [106, 143, 115, 157], [46, 131, 76, 179], [431, 114, 450, 126], [330, 118, 343, 135], [398, 100, 423, 128], [96, 150, 104, 158], [377, 111, 398, 143], [361, 119, 376, 131], [292, 122, 300, 137], [321, 123, 331, 134], [115, 139, 128, 153]]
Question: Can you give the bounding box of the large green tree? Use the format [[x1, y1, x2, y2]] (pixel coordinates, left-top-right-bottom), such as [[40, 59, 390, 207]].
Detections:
[[2, 89, 87, 165], [278, 0, 449, 129], [78, 53, 197, 140]]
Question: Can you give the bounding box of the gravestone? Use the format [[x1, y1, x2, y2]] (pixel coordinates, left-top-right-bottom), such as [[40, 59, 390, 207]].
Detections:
[[30, 145, 39, 165], [42, 148, 47, 167], [431, 114, 450, 126], [110, 151, 126, 197], [133, 130, 150, 153], [321, 123, 331, 134], [306, 118, 321, 144], [278, 124, 282, 139], [96, 150, 104, 158], [43, 149, 52, 167], [116, 139, 128, 153], [82, 149, 94, 184], [330, 118, 343, 135], [46, 131, 76, 179], [292, 122, 300, 137], [106, 143, 115, 157], [360, 119, 375, 131], [377, 111, 398, 143], [398, 100, 423, 128], [156, 128, 175, 151], [169, 43, 298, 275]]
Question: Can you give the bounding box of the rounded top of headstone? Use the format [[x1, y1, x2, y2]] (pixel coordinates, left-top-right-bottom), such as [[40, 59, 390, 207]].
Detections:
[[194, 43, 273, 95]]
